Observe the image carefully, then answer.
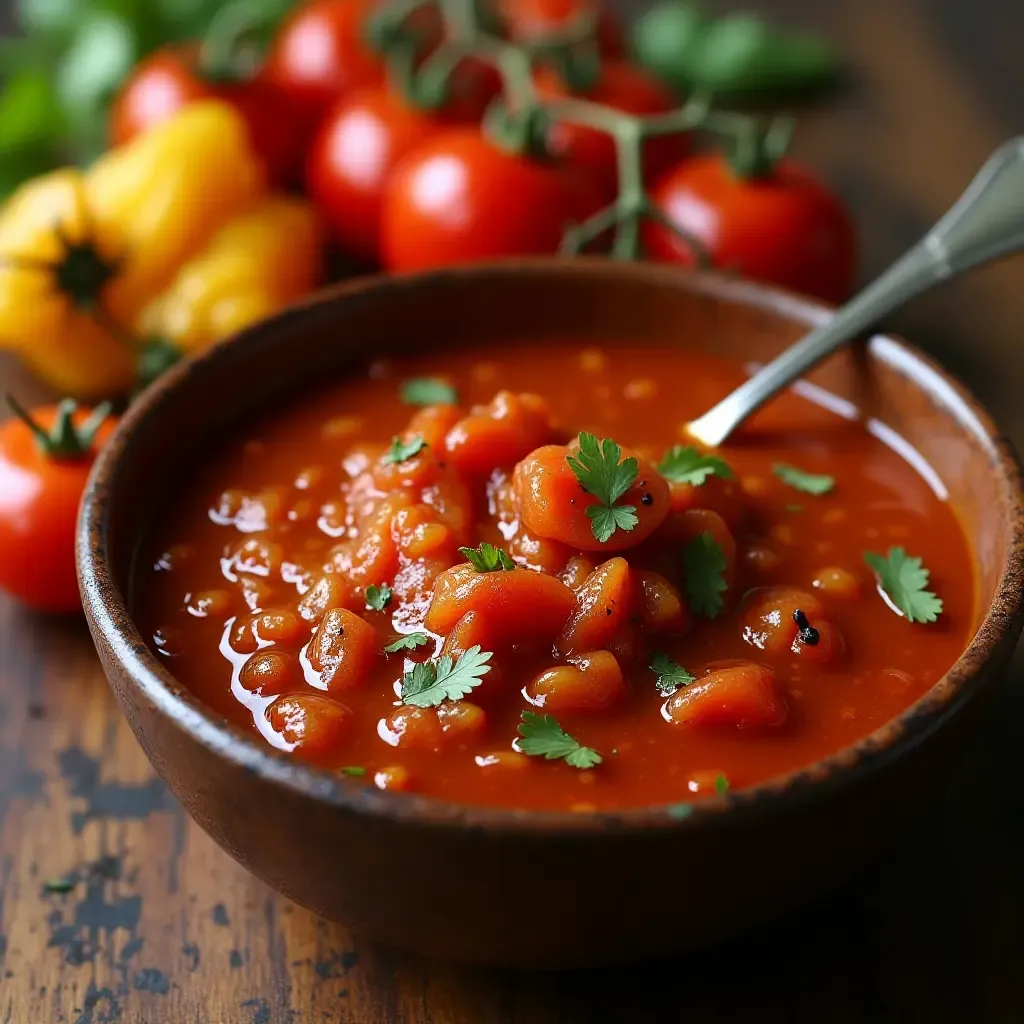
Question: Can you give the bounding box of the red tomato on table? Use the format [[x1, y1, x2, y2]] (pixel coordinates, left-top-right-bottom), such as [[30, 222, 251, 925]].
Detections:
[[535, 60, 684, 198], [380, 128, 603, 272], [643, 154, 857, 304], [109, 47, 306, 188], [0, 400, 117, 613]]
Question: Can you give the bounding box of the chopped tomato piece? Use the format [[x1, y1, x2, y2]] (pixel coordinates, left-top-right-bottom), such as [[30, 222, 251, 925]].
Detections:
[[308, 608, 380, 691], [740, 587, 844, 664], [634, 569, 690, 636], [667, 475, 745, 534], [556, 557, 632, 655], [664, 663, 787, 729], [527, 650, 626, 713], [445, 391, 553, 476], [266, 694, 353, 764]]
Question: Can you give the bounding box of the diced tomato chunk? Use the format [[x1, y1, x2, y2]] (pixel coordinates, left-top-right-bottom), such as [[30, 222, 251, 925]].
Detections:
[[634, 570, 690, 636], [425, 562, 575, 644], [556, 557, 632, 655], [445, 391, 553, 475], [297, 573, 358, 623], [513, 443, 669, 552], [667, 475, 745, 534], [383, 706, 443, 751], [240, 650, 302, 696], [527, 650, 626, 713], [309, 608, 380, 691], [560, 554, 597, 591], [664, 663, 787, 729], [266, 694, 353, 764], [740, 586, 844, 664], [437, 700, 488, 743], [407, 403, 462, 450]]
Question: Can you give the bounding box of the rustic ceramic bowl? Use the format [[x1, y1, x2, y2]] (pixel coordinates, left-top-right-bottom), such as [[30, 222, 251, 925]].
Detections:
[[77, 261, 1024, 968]]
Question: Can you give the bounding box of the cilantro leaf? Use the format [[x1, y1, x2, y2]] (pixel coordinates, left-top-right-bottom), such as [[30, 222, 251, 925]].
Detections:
[[683, 531, 728, 619], [566, 432, 639, 543], [714, 774, 730, 795], [650, 651, 696, 696], [365, 583, 393, 612], [459, 542, 516, 572], [517, 711, 602, 769], [657, 445, 734, 486], [401, 645, 493, 707], [338, 766, 367, 777], [383, 632, 431, 654], [383, 435, 427, 464], [864, 547, 943, 624], [773, 463, 836, 496], [401, 378, 459, 406]]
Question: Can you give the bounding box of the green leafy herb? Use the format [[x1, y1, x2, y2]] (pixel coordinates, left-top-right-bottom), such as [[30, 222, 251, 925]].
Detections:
[[459, 542, 516, 572], [773, 463, 835, 495], [383, 435, 427, 464], [401, 378, 459, 405], [667, 802, 693, 820], [338, 766, 367, 777], [383, 632, 431, 654], [401, 646, 493, 707], [657, 445, 733, 486], [517, 711, 602, 769], [566, 432, 639, 543], [864, 547, 943, 624], [714, 774, 730, 795], [650, 652, 696, 696], [365, 583, 393, 612], [683, 531, 728, 619], [43, 876, 75, 894]]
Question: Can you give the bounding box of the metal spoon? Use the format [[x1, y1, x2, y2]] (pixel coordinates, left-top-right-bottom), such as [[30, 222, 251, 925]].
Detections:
[[687, 136, 1024, 448]]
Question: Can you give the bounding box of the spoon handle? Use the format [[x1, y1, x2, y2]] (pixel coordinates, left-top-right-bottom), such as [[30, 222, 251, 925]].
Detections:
[[688, 136, 1024, 448]]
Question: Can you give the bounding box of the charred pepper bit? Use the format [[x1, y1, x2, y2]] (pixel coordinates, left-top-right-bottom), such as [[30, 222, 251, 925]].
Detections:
[[792, 608, 820, 646]]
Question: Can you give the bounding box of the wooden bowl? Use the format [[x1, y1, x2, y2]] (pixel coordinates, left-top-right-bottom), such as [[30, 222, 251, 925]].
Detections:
[[77, 261, 1024, 968]]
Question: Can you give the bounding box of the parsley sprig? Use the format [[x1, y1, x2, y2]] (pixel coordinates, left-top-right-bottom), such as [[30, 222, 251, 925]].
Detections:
[[459, 542, 516, 572], [864, 547, 943, 624], [401, 378, 459, 405], [683, 531, 728, 619], [400, 646, 493, 707], [566, 432, 639, 543], [657, 445, 733, 486], [365, 583, 393, 612], [383, 435, 427, 464], [383, 632, 431, 654], [517, 711, 602, 769], [650, 652, 696, 696], [773, 463, 835, 495]]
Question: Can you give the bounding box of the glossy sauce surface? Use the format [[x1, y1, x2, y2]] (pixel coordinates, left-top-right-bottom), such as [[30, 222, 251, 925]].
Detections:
[[136, 343, 976, 811]]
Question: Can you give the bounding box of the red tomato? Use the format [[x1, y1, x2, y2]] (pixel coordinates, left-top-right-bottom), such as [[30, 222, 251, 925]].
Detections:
[[263, 0, 387, 139], [500, 0, 624, 56], [535, 60, 684, 198], [643, 154, 857, 304], [0, 402, 117, 613], [109, 47, 306, 188], [381, 128, 603, 272], [307, 66, 502, 263]]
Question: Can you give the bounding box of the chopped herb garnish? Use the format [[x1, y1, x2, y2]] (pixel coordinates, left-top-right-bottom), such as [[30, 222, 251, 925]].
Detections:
[[400, 646, 493, 707], [657, 445, 733, 486], [383, 631, 431, 654], [773, 463, 836, 495], [785, 503, 804, 513], [650, 652, 696, 696], [338, 766, 367, 777], [714, 774, 730, 795], [459, 542, 516, 572], [667, 802, 693, 820], [517, 711, 602, 769], [365, 583, 393, 612], [383, 435, 427, 464], [566, 432, 639, 543], [43, 877, 75, 894], [864, 547, 943, 624], [683, 531, 728, 619], [401, 378, 459, 406]]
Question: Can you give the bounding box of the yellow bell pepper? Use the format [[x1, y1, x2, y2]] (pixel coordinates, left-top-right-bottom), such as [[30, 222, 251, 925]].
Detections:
[[0, 100, 323, 398]]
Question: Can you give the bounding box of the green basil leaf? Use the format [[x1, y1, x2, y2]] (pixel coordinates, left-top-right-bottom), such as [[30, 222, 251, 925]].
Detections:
[[56, 11, 137, 115], [0, 72, 64, 150], [631, 1, 710, 94]]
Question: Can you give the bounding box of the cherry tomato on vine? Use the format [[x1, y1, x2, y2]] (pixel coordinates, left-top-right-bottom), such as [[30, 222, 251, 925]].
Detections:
[[381, 128, 604, 272], [308, 64, 501, 263], [0, 398, 117, 613], [535, 59, 685, 198], [110, 47, 305, 188], [643, 153, 857, 303], [499, 0, 624, 57]]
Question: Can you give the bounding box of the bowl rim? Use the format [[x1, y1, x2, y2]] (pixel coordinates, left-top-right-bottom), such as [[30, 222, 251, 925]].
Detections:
[[77, 258, 1024, 836]]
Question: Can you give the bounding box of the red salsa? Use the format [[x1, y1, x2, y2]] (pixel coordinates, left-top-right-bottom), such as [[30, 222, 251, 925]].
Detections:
[[137, 342, 975, 811]]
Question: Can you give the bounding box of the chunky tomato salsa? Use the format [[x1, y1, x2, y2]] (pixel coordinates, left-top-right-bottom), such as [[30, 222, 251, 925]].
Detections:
[[137, 343, 975, 811]]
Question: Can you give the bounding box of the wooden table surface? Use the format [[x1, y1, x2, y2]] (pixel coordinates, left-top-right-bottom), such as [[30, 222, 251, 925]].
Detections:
[[3, 0, 1024, 1020]]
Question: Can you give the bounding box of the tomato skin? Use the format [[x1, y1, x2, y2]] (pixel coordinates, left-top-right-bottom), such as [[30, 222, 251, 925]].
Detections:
[[0, 408, 117, 613], [500, 0, 624, 57], [535, 61, 683, 197], [263, 0, 386, 141], [643, 154, 857, 304], [110, 47, 306, 188], [381, 129, 603, 272]]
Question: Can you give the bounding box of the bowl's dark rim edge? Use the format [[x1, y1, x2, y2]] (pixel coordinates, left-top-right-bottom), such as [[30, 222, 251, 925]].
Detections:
[[76, 258, 1024, 837]]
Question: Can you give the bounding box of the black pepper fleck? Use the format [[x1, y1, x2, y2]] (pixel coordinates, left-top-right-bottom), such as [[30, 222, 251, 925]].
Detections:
[[793, 609, 820, 646], [640, 492, 653, 506]]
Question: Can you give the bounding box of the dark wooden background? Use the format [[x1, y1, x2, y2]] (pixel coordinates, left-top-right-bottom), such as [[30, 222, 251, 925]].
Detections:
[[3, 0, 1024, 1020]]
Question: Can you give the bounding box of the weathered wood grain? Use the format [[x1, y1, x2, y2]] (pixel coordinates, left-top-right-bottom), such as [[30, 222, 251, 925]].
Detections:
[[2, 0, 1024, 1019]]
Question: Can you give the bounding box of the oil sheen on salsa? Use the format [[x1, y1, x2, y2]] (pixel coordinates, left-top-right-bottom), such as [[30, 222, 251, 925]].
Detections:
[[137, 343, 976, 811]]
